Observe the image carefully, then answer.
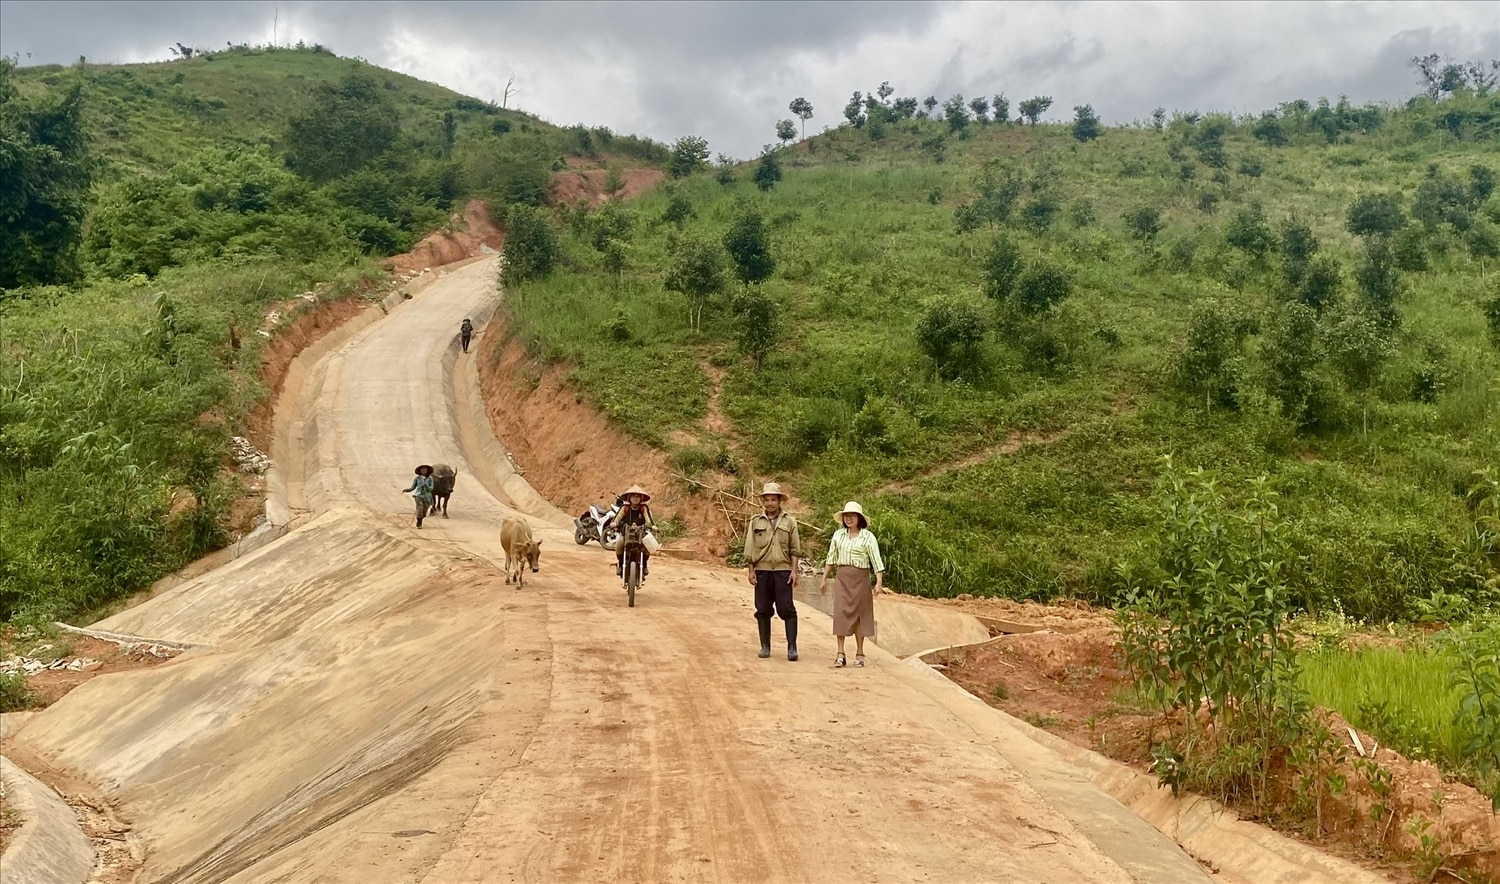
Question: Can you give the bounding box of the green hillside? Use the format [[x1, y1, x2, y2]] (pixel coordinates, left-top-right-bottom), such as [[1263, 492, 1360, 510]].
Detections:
[[503, 89, 1500, 623], [0, 46, 668, 623]]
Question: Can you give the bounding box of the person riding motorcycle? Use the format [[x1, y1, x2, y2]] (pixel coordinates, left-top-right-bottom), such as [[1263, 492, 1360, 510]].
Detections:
[[611, 485, 655, 577]]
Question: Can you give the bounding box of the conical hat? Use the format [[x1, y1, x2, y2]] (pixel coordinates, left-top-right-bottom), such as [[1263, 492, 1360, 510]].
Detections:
[[415, 464, 434, 475], [622, 484, 651, 502]]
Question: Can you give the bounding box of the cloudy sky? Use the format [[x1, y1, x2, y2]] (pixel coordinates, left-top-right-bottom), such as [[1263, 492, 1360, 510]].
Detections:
[[2, 1, 1496, 158]]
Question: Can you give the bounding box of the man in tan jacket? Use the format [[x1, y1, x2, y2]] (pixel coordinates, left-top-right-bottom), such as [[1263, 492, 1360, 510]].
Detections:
[[743, 482, 803, 661]]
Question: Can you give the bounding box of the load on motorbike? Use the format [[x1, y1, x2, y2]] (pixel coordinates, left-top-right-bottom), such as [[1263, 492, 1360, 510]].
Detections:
[[574, 495, 623, 549]]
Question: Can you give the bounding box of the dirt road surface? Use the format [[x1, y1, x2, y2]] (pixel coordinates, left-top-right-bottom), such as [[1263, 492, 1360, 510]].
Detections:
[[5, 258, 1211, 883]]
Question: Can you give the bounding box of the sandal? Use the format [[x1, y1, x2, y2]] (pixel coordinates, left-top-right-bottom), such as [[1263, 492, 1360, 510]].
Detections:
[[854, 656, 866, 667], [835, 653, 847, 668]]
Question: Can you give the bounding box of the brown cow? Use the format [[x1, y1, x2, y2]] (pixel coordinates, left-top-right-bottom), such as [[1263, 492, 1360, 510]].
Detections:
[[500, 517, 542, 586]]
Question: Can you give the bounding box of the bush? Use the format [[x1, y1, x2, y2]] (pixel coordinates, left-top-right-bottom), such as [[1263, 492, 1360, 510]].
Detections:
[[1118, 461, 1308, 810], [500, 204, 559, 287], [0, 672, 34, 712], [916, 298, 987, 380], [1014, 262, 1072, 314]]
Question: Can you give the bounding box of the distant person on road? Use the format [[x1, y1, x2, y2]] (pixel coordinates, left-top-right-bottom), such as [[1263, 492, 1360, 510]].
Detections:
[[817, 501, 885, 668], [611, 485, 655, 577], [401, 464, 436, 528], [744, 482, 803, 661], [460, 318, 474, 353]]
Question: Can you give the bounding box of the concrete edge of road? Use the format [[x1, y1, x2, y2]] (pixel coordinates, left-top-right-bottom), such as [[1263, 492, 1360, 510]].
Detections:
[[907, 648, 1389, 884], [446, 280, 575, 532], [0, 755, 95, 884]]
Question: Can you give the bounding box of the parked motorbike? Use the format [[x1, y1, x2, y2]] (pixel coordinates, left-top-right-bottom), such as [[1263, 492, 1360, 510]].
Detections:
[[574, 496, 623, 549]]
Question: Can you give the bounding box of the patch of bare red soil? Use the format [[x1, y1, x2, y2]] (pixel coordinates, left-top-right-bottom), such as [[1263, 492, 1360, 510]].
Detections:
[[549, 166, 665, 208], [3, 635, 182, 709], [943, 625, 1499, 882]]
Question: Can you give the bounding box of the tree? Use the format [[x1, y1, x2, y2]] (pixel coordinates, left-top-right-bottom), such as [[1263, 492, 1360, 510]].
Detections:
[[892, 96, 919, 119], [665, 234, 727, 331], [1225, 203, 1275, 262], [954, 162, 1024, 232], [441, 110, 456, 157], [1123, 206, 1165, 242], [1072, 104, 1101, 142], [843, 91, 866, 128], [943, 95, 969, 133], [668, 135, 710, 178], [0, 57, 92, 288], [285, 70, 398, 183], [1259, 302, 1320, 421], [1018, 96, 1053, 125], [723, 210, 775, 287], [775, 118, 797, 146], [917, 299, 987, 380], [603, 165, 626, 200], [753, 150, 782, 191], [1470, 164, 1497, 204], [968, 96, 991, 123], [1279, 218, 1318, 290], [500, 204, 559, 288], [1177, 301, 1249, 410], [1392, 226, 1429, 272], [1252, 111, 1288, 146], [714, 153, 736, 186], [1296, 256, 1343, 313], [922, 95, 939, 118], [788, 97, 814, 138], [662, 191, 695, 225], [876, 81, 895, 104], [1355, 236, 1403, 329], [1345, 192, 1407, 238], [1150, 107, 1166, 131], [1322, 304, 1392, 434], [982, 235, 1025, 301], [1015, 261, 1073, 314], [733, 289, 781, 369], [992, 94, 1010, 124]]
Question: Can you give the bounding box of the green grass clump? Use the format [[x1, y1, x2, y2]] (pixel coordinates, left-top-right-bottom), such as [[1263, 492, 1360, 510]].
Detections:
[[1300, 642, 1464, 769]]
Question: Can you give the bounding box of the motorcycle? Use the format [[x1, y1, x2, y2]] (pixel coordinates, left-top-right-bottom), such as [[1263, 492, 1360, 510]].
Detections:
[[574, 496, 623, 549], [618, 523, 657, 607]]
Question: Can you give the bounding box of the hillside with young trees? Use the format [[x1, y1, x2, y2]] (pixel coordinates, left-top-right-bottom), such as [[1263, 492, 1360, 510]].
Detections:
[[499, 62, 1500, 625], [0, 45, 669, 623]]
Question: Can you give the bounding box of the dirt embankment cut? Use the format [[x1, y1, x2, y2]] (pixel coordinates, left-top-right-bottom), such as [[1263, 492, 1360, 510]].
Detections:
[[383, 199, 504, 276], [943, 623, 1499, 883], [475, 327, 745, 560], [550, 160, 665, 208]]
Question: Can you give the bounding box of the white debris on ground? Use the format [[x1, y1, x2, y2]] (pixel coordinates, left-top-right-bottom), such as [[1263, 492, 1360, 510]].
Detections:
[[231, 436, 273, 474], [1, 656, 102, 675]]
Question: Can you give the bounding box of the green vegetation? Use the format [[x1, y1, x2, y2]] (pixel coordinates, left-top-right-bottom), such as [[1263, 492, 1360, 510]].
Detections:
[[501, 73, 1500, 628], [1, 45, 668, 623]]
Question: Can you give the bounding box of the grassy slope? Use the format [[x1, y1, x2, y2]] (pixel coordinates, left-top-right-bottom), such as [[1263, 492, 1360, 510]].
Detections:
[[509, 113, 1499, 619], [12, 48, 542, 178]]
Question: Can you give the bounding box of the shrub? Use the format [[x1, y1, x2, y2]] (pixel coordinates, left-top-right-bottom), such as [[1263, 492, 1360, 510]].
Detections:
[[1014, 262, 1073, 314], [1118, 461, 1308, 810], [916, 298, 987, 380]]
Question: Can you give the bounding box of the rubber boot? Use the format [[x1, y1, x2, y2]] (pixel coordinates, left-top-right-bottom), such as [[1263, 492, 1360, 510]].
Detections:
[[785, 617, 799, 662], [757, 618, 772, 659]]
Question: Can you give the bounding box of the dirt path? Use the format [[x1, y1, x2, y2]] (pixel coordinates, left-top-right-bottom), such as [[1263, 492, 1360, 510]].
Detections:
[[3, 258, 1209, 883]]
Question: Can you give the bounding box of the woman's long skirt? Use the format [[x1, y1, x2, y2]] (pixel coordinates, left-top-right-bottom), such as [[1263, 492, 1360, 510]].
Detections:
[[832, 566, 876, 638]]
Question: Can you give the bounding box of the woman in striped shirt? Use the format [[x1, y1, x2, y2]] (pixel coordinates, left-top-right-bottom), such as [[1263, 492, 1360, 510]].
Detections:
[[817, 501, 885, 668]]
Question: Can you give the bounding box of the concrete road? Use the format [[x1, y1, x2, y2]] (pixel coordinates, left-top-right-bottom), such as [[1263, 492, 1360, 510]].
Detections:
[[7, 258, 1210, 883]]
